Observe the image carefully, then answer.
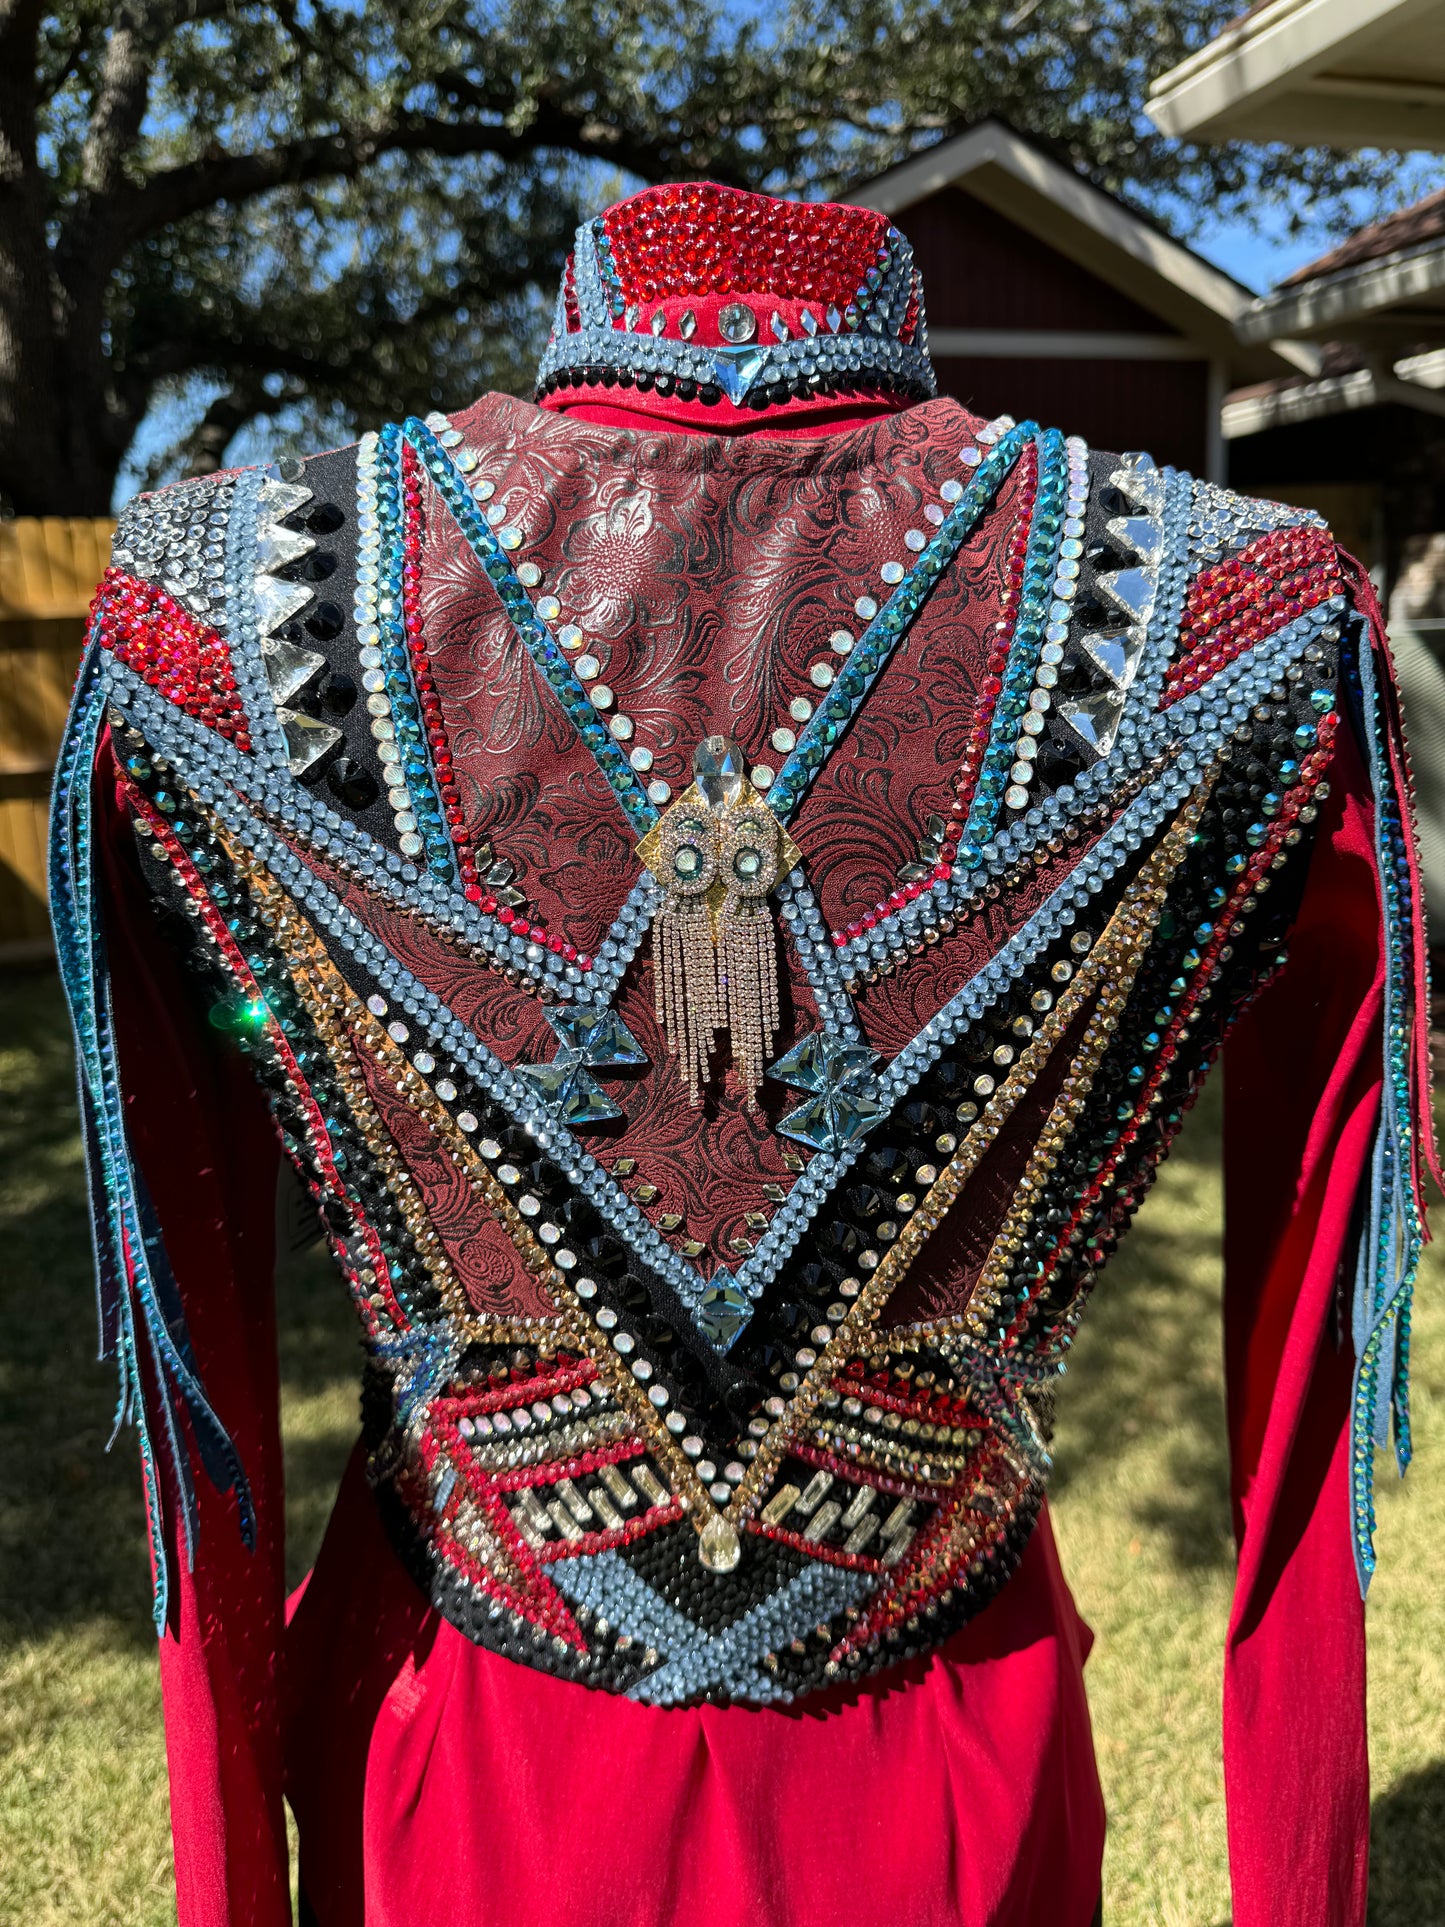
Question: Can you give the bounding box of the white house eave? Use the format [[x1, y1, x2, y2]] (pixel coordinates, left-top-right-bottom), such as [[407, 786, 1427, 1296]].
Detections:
[[1223, 349, 1445, 435], [1145, 0, 1445, 142], [1235, 236, 1445, 342]]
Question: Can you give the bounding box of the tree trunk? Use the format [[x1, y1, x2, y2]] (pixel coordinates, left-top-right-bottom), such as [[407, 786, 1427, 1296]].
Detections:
[[0, 11, 76, 516], [0, 5, 146, 514], [0, 194, 73, 512]]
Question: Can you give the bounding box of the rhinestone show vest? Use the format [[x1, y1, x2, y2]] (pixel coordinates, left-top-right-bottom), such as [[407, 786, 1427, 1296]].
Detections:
[[53, 390, 1426, 1705]]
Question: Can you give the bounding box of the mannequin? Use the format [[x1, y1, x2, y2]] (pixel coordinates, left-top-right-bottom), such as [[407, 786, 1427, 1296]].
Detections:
[[53, 183, 1434, 1927]]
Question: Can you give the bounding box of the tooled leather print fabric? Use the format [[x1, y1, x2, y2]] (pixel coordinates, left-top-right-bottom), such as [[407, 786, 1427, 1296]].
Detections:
[[89, 395, 1353, 1703]]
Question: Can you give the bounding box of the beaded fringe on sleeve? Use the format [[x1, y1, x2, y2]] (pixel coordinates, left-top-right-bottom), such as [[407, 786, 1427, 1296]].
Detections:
[[48, 636, 253, 1633], [1340, 556, 1441, 1594]]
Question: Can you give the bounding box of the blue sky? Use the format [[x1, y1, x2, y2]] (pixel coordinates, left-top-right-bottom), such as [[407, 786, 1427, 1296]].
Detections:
[[1190, 213, 1331, 294], [111, 182, 1380, 509]]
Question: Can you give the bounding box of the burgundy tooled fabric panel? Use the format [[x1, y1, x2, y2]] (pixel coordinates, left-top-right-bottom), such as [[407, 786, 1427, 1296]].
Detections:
[[288, 834, 819, 1274], [852, 824, 1110, 1058], [354, 1043, 560, 1322], [426, 395, 1021, 964]]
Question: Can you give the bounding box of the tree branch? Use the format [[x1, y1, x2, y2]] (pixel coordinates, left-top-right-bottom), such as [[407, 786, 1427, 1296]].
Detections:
[[174, 374, 300, 481], [0, 0, 44, 59], [127, 257, 543, 390], [108, 97, 752, 257], [80, 0, 235, 197], [0, 0, 45, 181]]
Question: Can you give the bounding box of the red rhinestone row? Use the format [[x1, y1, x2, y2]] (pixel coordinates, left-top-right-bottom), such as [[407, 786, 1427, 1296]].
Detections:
[[493, 1436, 648, 1493], [433, 1353, 599, 1418], [789, 1439, 958, 1508], [603, 181, 891, 305], [119, 767, 402, 1336], [829, 1486, 1010, 1663], [534, 1500, 685, 1565], [751, 1518, 886, 1576], [1163, 526, 1341, 705], [833, 1360, 978, 1431], [428, 1490, 585, 1645], [97, 569, 252, 751]]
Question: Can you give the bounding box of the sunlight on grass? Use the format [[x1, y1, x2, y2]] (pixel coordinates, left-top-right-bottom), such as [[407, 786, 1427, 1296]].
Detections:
[[2, 966, 1443, 1923], [1051, 1074, 1445, 1926]]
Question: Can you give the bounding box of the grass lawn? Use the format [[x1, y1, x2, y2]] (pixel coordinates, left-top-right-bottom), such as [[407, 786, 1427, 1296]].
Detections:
[[2, 961, 1443, 1924]]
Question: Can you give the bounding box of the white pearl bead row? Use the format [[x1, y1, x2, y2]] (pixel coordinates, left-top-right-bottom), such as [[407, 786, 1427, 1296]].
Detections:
[[1004, 433, 1090, 814], [355, 430, 432, 859], [428, 411, 671, 806], [770, 416, 1015, 791]]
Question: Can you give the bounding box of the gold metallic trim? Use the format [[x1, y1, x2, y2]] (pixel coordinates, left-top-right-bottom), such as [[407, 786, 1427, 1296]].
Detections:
[[732, 773, 1216, 1526]]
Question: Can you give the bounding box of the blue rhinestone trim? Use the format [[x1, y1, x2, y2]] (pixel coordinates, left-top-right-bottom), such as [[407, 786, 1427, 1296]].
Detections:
[[767, 423, 1031, 822], [402, 417, 660, 840]]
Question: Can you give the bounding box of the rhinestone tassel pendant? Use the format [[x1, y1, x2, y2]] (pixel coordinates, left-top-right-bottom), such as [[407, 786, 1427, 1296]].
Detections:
[[717, 801, 783, 1104], [639, 736, 800, 1107], [652, 799, 722, 1102]]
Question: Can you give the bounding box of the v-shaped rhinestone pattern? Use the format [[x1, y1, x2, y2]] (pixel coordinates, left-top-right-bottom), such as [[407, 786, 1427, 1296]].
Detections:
[[55, 395, 1426, 1704]]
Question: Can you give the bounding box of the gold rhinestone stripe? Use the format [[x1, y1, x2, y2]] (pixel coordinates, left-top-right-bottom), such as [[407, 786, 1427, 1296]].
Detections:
[[962, 781, 1221, 1340], [732, 773, 1217, 1526], [222, 843, 550, 1332], [212, 817, 720, 1525]]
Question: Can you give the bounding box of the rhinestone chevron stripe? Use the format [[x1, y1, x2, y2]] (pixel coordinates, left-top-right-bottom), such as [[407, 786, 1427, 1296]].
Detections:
[[54, 398, 1427, 1700]]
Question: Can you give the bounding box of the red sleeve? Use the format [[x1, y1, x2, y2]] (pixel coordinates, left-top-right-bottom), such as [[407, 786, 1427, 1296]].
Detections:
[[97, 746, 293, 1927], [1221, 715, 1380, 1927]]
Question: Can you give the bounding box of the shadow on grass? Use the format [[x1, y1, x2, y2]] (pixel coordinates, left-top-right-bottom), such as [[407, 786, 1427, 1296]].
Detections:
[[1370, 1760, 1445, 1923], [0, 967, 358, 1650], [1050, 1071, 1235, 1574]]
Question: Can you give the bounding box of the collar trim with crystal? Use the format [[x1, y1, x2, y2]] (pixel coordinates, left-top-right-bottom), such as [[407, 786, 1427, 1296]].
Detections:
[[534, 182, 937, 412]]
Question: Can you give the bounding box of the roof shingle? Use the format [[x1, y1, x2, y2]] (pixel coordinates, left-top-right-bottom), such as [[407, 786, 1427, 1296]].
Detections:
[[1280, 187, 1445, 288]]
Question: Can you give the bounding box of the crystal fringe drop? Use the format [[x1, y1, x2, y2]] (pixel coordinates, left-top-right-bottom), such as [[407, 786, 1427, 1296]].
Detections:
[[643, 739, 792, 1108], [651, 794, 723, 1103]]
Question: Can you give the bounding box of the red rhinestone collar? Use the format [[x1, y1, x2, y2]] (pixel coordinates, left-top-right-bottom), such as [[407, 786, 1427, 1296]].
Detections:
[[535, 181, 936, 415]]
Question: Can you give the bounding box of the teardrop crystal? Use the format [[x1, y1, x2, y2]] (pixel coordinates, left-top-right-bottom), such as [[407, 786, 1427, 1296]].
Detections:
[[693, 734, 747, 811], [698, 1515, 741, 1572]]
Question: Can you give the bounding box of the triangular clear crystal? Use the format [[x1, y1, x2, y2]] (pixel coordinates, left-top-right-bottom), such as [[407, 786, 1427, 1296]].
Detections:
[[548, 1005, 647, 1068], [276, 707, 343, 777], [768, 1031, 876, 1094], [1077, 629, 1144, 690], [1055, 689, 1126, 762], [1096, 567, 1156, 626], [517, 1057, 623, 1126], [261, 637, 325, 705], [1109, 459, 1164, 517], [257, 479, 312, 525], [256, 525, 315, 572], [1104, 515, 1163, 567], [253, 574, 313, 635], [706, 346, 769, 406], [776, 1086, 887, 1154]]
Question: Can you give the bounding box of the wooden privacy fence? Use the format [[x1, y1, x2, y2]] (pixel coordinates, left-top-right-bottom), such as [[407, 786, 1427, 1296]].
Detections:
[[0, 517, 114, 960]]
